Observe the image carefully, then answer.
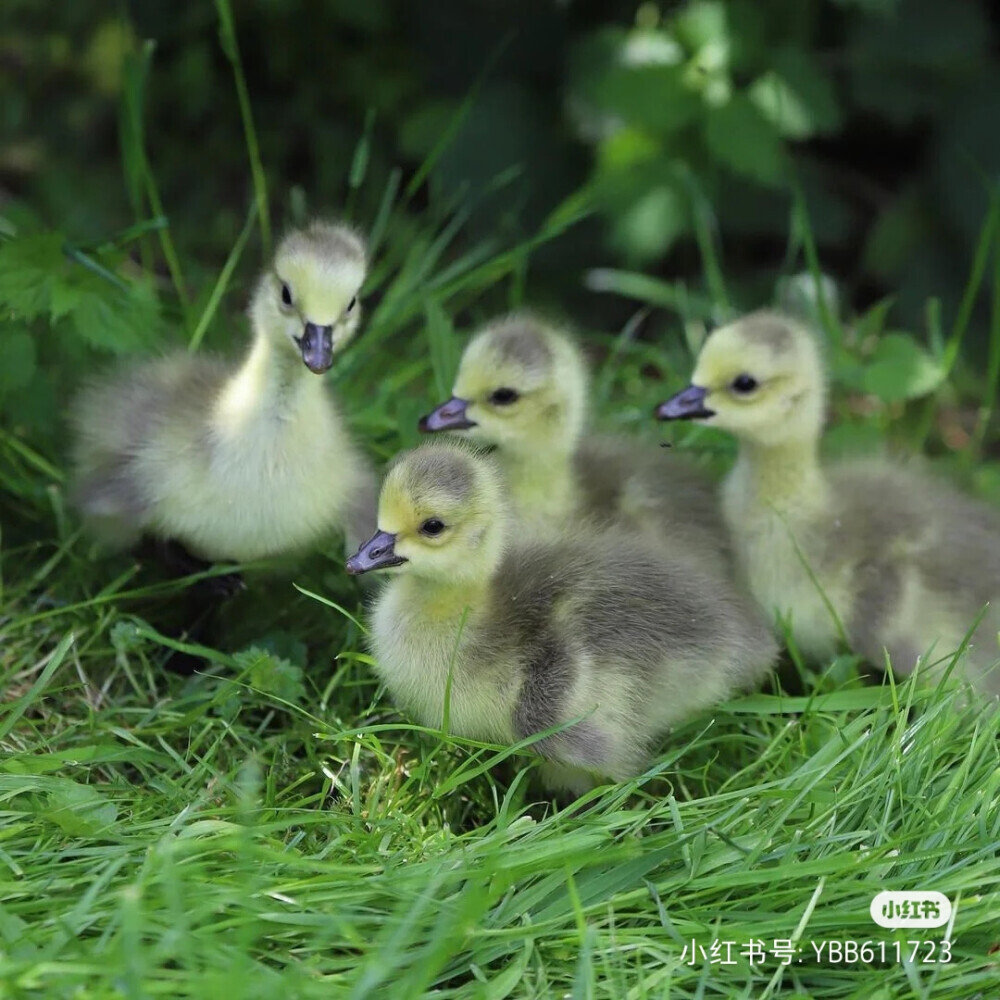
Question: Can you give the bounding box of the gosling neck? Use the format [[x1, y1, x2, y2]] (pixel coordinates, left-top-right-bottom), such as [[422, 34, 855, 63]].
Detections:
[[397, 569, 492, 621], [499, 433, 578, 523], [731, 434, 828, 513], [216, 326, 320, 429]]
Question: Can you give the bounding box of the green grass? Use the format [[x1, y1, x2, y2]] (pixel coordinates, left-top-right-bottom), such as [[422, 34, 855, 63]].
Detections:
[[3, 253, 1000, 999], [2, 597, 999, 999], [3, 12, 1000, 997]]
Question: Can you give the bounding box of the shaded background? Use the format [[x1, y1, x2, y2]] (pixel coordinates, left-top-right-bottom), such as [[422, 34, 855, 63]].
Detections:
[[4, 0, 999, 310], [1, 0, 999, 468]]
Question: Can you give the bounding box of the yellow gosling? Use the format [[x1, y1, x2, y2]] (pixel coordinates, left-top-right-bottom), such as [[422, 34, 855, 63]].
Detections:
[[418, 312, 730, 571], [347, 442, 777, 794], [70, 220, 377, 565], [657, 309, 1000, 694]]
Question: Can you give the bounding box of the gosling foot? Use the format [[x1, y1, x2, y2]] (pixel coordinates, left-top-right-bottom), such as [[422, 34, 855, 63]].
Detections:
[[141, 537, 246, 599]]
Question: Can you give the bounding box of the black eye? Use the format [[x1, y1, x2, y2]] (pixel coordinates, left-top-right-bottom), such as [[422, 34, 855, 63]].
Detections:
[[731, 374, 758, 394], [346, 296, 358, 313], [280, 282, 293, 307], [489, 387, 520, 406], [419, 518, 446, 537]]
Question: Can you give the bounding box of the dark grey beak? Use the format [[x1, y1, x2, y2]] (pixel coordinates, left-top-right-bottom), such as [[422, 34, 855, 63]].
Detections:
[[346, 530, 407, 575], [298, 322, 335, 374], [418, 397, 476, 433], [655, 385, 715, 421]]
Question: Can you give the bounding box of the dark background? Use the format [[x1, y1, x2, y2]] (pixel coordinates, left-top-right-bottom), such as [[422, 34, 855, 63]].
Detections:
[[3, 0, 998, 333]]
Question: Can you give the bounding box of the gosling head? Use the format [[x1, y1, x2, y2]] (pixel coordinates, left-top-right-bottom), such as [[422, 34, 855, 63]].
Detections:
[[346, 443, 507, 585], [418, 314, 589, 459], [655, 310, 828, 447], [251, 220, 367, 374]]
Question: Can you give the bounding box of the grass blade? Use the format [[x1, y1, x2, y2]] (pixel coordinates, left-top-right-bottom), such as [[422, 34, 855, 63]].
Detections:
[[215, 0, 271, 254], [188, 201, 257, 352], [120, 41, 191, 315]]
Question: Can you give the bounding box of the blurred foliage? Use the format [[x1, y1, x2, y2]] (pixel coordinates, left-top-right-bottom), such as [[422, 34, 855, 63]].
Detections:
[[0, 0, 998, 464], [2, 0, 997, 307], [0, 229, 165, 435], [568, 0, 999, 323]]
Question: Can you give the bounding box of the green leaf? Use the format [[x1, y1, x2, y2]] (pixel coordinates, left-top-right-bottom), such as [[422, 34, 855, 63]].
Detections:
[[0, 328, 37, 395], [570, 32, 700, 136], [673, 0, 729, 52], [601, 65, 700, 134], [861, 333, 946, 402], [749, 50, 842, 139], [37, 780, 118, 837], [235, 647, 306, 705], [854, 296, 896, 342], [348, 109, 375, 190], [595, 127, 661, 172], [1, 746, 156, 775], [0, 908, 35, 960], [48, 280, 83, 322], [69, 281, 162, 354], [704, 95, 786, 186], [613, 184, 689, 260], [822, 419, 888, 458], [0, 232, 65, 320]]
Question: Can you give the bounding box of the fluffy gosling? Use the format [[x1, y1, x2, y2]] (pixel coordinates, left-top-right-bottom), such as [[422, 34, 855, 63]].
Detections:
[[418, 312, 729, 569], [70, 220, 377, 567], [657, 309, 1000, 693], [346, 442, 777, 793]]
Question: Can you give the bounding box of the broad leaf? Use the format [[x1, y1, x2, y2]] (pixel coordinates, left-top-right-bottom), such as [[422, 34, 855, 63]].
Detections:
[[48, 280, 83, 322], [570, 31, 700, 136], [861, 332, 945, 402], [0, 232, 65, 320], [70, 280, 163, 354], [37, 780, 118, 837], [750, 50, 842, 139], [673, 0, 729, 52], [613, 184, 689, 260], [705, 95, 786, 186], [235, 647, 306, 705]]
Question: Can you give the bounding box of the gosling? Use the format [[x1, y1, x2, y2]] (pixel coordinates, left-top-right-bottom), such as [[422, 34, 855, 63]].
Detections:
[[70, 220, 377, 570], [656, 309, 1000, 694], [346, 442, 777, 793], [418, 312, 729, 569]]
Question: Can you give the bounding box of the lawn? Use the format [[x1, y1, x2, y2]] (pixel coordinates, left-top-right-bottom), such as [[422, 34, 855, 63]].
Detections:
[[3, 234, 1000, 994], [3, 568, 999, 998]]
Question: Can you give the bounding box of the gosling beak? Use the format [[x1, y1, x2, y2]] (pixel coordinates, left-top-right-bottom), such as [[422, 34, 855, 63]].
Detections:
[[346, 529, 407, 575], [297, 322, 335, 374], [418, 397, 476, 433], [655, 385, 715, 421]]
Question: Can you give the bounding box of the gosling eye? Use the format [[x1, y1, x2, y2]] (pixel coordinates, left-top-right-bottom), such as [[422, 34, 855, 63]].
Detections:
[[419, 518, 446, 537], [730, 374, 759, 394], [346, 295, 358, 314], [280, 282, 293, 308], [489, 387, 520, 406]]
